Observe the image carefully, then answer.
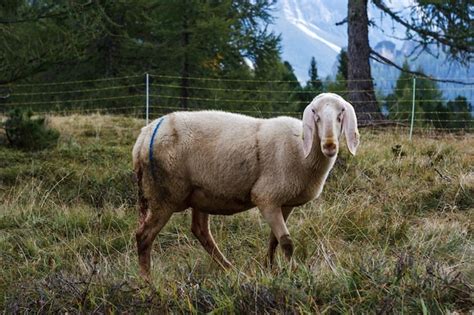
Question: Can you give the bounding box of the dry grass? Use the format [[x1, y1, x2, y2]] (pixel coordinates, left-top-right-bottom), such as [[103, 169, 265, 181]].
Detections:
[[1, 114, 473, 313]]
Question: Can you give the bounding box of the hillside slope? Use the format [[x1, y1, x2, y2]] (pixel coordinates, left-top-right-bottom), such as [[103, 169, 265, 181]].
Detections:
[[1, 114, 473, 313]]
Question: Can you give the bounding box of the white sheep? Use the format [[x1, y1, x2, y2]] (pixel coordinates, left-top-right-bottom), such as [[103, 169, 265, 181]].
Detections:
[[132, 93, 359, 280]]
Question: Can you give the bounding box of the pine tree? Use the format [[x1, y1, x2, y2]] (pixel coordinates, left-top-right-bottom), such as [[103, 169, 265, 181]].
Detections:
[[445, 96, 472, 130], [386, 62, 445, 127], [307, 57, 322, 92], [1, 1, 291, 114], [336, 49, 348, 81], [414, 69, 443, 127], [296, 57, 323, 109], [326, 50, 349, 98]]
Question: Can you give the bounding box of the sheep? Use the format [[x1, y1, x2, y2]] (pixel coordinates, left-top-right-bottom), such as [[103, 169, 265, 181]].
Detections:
[[132, 92, 359, 280]]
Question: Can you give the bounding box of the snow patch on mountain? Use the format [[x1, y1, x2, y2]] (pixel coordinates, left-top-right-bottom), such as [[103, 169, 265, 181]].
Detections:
[[290, 21, 341, 53], [282, 0, 341, 53]]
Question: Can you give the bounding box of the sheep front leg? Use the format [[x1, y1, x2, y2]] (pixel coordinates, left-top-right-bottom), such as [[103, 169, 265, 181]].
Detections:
[[267, 206, 293, 267], [136, 207, 173, 281], [259, 206, 294, 261], [191, 209, 233, 270]]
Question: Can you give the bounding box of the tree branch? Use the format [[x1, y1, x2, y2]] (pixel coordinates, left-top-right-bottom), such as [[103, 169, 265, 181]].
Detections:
[[371, 0, 473, 61], [0, 11, 68, 24], [370, 49, 473, 85], [335, 17, 347, 26], [0, 53, 92, 85], [0, 1, 93, 25], [372, 0, 471, 43]]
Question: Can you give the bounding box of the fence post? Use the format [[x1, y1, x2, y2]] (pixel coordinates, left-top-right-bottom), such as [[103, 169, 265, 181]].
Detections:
[[409, 75, 416, 140], [145, 73, 150, 125]]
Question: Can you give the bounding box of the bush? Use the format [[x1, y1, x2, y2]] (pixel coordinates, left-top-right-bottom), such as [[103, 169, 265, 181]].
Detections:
[[3, 108, 59, 150]]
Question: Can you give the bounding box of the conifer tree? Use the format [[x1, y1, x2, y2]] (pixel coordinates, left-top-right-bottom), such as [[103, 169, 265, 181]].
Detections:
[[1, 1, 296, 114], [326, 49, 349, 98], [307, 57, 322, 92], [445, 96, 472, 130], [297, 57, 323, 109], [386, 62, 444, 127]]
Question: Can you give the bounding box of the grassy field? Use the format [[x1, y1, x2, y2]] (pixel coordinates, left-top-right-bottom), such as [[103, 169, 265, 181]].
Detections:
[[1, 114, 473, 313]]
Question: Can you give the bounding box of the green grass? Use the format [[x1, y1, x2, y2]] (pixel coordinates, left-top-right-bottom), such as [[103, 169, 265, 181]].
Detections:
[[1, 114, 472, 313]]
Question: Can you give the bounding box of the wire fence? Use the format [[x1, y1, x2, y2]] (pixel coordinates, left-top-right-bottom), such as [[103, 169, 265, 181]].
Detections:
[[0, 73, 472, 135]]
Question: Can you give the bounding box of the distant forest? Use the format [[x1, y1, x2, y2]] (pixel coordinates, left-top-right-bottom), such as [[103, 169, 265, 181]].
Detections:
[[0, 1, 472, 129]]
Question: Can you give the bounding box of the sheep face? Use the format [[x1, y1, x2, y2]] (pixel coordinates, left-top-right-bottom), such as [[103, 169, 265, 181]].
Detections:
[[302, 93, 359, 158]]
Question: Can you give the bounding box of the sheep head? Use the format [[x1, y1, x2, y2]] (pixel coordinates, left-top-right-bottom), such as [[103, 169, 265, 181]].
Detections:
[[302, 93, 360, 158]]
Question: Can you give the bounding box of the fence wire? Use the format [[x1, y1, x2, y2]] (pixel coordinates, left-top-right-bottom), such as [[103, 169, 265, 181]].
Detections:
[[1, 74, 472, 133]]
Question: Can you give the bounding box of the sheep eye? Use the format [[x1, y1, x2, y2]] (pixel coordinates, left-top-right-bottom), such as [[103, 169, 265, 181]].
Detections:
[[337, 111, 344, 123], [311, 109, 315, 114]]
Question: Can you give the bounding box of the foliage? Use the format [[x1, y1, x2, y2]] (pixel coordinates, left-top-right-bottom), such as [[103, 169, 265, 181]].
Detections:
[[3, 108, 59, 150], [346, 0, 472, 119], [432, 96, 473, 130], [445, 96, 473, 129], [0, 1, 103, 84], [297, 57, 324, 109], [372, 0, 473, 64], [0, 0, 306, 115], [336, 48, 348, 81], [326, 49, 349, 98], [0, 114, 472, 313], [384, 61, 472, 130], [307, 57, 323, 92]]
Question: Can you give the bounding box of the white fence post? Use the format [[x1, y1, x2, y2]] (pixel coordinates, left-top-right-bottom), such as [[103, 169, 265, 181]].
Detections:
[[409, 76, 416, 140], [145, 73, 150, 125]]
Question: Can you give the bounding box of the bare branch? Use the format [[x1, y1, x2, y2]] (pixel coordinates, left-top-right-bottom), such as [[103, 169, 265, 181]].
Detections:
[[370, 49, 473, 85], [335, 17, 347, 26], [371, 0, 473, 63]]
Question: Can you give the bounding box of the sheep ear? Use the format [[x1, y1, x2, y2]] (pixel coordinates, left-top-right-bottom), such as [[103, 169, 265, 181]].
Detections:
[[302, 105, 316, 158], [342, 101, 360, 155]]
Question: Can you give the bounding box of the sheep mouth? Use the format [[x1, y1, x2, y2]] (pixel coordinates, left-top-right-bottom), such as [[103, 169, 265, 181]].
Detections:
[[322, 149, 337, 158]]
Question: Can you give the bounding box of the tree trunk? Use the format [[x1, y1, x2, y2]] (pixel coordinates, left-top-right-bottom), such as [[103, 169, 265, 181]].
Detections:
[[347, 0, 381, 123]]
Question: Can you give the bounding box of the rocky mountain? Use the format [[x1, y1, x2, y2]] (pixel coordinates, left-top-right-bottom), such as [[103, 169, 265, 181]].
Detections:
[[269, 0, 473, 101]]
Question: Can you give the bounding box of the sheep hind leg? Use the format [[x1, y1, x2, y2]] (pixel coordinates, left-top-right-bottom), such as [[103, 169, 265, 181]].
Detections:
[[266, 207, 293, 267], [136, 205, 173, 282], [191, 209, 233, 270]]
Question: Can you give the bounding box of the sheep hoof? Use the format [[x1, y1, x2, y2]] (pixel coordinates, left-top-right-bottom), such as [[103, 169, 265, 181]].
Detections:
[[139, 269, 152, 283], [279, 235, 294, 260]]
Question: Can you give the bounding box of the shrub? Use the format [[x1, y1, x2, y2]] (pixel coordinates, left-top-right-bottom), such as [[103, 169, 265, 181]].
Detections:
[[3, 108, 59, 150]]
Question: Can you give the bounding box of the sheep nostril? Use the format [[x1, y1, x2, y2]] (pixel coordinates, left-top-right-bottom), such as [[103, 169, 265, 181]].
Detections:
[[323, 143, 337, 151]]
